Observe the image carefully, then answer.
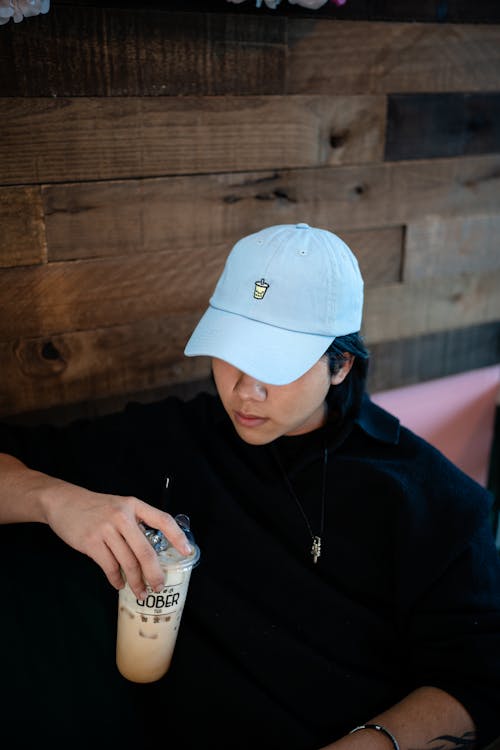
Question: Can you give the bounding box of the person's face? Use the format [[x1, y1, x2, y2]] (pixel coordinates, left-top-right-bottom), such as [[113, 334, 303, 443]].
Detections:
[[212, 355, 353, 446]]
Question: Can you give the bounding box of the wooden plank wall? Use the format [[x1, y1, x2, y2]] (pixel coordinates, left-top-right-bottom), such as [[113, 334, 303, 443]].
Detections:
[[0, 1, 499, 421]]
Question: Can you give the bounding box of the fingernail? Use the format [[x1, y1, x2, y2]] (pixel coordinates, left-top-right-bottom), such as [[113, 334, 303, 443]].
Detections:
[[155, 583, 164, 593], [139, 590, 147, 601], [182, 542, 193, 556]]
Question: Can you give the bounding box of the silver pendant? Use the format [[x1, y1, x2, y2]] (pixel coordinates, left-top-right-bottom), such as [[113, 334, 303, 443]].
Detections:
[[311, 535, 321, 564]]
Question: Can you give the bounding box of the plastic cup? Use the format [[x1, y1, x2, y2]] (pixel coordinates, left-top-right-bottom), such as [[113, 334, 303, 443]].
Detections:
[[116, 542, 200, 683]]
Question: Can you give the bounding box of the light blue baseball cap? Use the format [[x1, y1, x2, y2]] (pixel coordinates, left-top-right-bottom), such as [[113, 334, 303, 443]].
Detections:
[[184, 223, 364, 385]]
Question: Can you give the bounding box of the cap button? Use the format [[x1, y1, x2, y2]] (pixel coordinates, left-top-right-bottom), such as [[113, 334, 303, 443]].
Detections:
[[295, 223, 309, 229]]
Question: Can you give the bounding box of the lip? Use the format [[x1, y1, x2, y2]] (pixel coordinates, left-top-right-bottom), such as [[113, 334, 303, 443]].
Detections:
[[234, 411, 268, 428]]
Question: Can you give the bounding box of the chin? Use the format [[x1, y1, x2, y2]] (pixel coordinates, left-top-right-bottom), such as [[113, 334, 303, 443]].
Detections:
[[232, 424, 275, 446]]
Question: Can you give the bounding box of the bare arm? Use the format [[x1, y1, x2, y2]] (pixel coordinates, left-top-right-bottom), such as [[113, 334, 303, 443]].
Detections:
[[0, 452, 192, 599], [321, 686, 476, 750]]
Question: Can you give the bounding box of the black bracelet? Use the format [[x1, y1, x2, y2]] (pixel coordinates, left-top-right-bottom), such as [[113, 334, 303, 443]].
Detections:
[[349, 723, 400, 750]]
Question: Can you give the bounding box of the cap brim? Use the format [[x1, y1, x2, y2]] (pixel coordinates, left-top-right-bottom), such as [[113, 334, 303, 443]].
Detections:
[[184, 306, 334, 385]]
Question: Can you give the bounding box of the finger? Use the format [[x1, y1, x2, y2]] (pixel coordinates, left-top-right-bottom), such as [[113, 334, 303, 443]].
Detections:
[[138, 505, 193, 555], [92, 540, 127, 591], [105, 529, 157, 600], [125, 521, 167, 593]]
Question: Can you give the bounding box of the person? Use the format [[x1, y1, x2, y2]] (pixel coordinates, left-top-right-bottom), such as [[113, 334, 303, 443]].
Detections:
[[0, 223, 499, 750]]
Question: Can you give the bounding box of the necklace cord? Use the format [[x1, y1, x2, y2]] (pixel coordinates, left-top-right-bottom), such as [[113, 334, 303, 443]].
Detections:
[[271, 437, 329, 561]]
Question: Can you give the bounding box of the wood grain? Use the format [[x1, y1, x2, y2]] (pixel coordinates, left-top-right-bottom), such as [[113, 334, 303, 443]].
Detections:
[[43, 177, 403, 282], [337, 227, 404, 285], [363, 270, 500, 344], [2, 315, 498, 419], [0, 187, 46, 268], [0, 95, 386, 185], [42, 155, 500, 259], [287, 20, 500, 95], [0, 315, 211, 417], [0, 246, 228, 340], [1, 5, 499, 420], [404, 214, 500, 281], [0, 225, 401, 342], [0, 6, 286, 97], [1, 252, 498, 345], [385, 93, 500, 161]]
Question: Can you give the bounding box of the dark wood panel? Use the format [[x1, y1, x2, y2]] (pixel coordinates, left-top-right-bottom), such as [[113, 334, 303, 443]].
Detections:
[[404, 214, 500, 281], [288, 20, 500, 94], [0, 247, 228, 340], [0, 187, 46, 268], [367, 322, 500, 393], [1, 376, 216, 427], [386, 93, 500, 161], [0, 6, 285, 97], [1, 250, 498, 342], [0, 314, 211, 418], [332, 0, 500, 23], [363, 270, 500, 344], [40, 155, 500, 260], [51, 1, 500, 24], [43, 177, 403, 283], [0, 95, 385, 185], [325, 226, 404, 285], [0, 224, 400, 342]]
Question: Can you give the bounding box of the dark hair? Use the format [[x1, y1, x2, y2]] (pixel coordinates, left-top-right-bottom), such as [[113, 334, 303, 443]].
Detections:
[[324, 332, 370, 424]]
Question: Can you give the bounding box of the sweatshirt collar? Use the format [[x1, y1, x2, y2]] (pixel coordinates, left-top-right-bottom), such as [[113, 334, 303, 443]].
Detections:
[[355, 393, 400, 444]]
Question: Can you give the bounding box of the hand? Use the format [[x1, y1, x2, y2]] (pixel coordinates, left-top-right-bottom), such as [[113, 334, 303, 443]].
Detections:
[[41, 479, 193, 599]]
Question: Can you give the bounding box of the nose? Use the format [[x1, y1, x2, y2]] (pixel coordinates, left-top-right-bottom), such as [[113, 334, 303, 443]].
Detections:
[[235, 372, 267, 401]]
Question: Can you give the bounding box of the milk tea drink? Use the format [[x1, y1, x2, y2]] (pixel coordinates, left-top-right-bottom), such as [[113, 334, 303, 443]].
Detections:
[[116, 527, 200, 683]]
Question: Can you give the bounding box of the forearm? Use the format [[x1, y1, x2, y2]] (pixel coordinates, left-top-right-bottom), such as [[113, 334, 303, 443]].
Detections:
[[0, 452, 58, 524], [322, 687, 475, 750]]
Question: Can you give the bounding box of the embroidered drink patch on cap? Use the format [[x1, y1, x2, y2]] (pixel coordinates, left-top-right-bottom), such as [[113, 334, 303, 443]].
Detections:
[[254, 278, 269, 299]]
